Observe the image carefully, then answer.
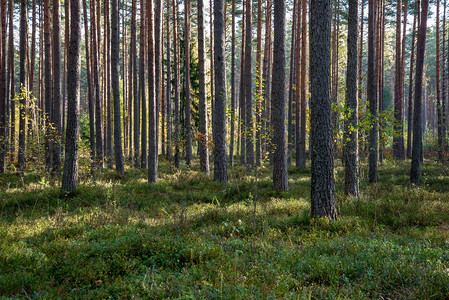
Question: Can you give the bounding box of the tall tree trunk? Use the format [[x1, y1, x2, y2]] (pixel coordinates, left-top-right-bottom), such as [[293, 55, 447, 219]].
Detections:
[[410, 0, 429, 185], [229, 0, 236, 167], [239, 0, 246, 165], [18, 0, 28, 170], [155, 0, 162, 159], [294, 0, 301, 168], [0, 0, 6, 172], [149, 0, 158, 182], [262, 0, 272, 160], [185, 0, 192, 166], [165, 2, 172, 159], [44, 0, 53, 170], [287, 0, 297, 165], [367, 0, 378, 182], [111, 0, 124, 175], [61, 0, 82, 192], [272, 0, 287, 191], [245, 0, 254, 171], [331, 0, 340, 156], [62, 0, 69, 144], [210, 0, 214, 128], [437, 0, 443, 160], [173, 0, 180, 168], [91, 0, 103, 167], [442, 0, 447, 151], [310, 0, 337, 219], [130, 0, 139, 167], [358, 0, 364, 159], [82, 0, 96, 169], [407, 5, 417, 158], [213, 0, 228, 182], [140, 0, 148, 168], [198, 0, 210, 174], [8, 0, 15, 164], [255, 0, 262, 167], [104, 0, 113, 169], [344, 0, 359, 196], [298, 0, 307, 169], [30, 0, 37, 102]]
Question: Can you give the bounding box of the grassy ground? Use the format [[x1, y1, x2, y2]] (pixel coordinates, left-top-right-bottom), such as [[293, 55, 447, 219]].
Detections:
[[1, 158, 449, 299]]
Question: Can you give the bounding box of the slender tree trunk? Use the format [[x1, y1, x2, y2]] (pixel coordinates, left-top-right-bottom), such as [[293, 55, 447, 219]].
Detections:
[[44, 0, 53, 170], [8, 0, 15, 164], [140, 0, 148, 168], [437, 0, 443, 160], [155, 0, 162, 158], [198, 0, 210, 174], [287, 0, 297, 165], [358, 0, 364, 159], [298, 0, 307, 169], [61, 0, 81, 192], [104, 0, 113, 169], [262, 0, 272, 160], [255, 0, 262, 167], [18, 0, 28, 170], [229, 0, 236, 167], [149, 0, 158, 182], [62, 0, 69, 143], [185, 0, 192, 166], [0, 0, 6, 172], [368, 0, 378, 183], [272, 0, 287, 190], [210, 0, 214, 128], [344, 0, 359, 196], [410, 0, 429, 185], [239, 0, 246, 165], [30, 0, 37, 102], [213, 0, 228, 182], [111, 0, 124, 175], [294, 0, 301, 168], [331, 0, 339, 156], [173, 0, 180, 168], [310, 0, 337, 219], [442, 0, 447, 151], [245, 0, 254, 172], [165, 2, 172, 159], [407, 5, 417, 158], [82, 0, 96, 168]]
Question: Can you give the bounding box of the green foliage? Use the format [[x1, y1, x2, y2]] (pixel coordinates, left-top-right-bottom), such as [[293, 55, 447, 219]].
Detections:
[[1, 160, 449, 298]]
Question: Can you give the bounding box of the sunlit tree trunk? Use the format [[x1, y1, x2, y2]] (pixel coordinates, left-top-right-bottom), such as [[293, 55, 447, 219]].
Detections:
[[185, 0, 192, 166], [245, 0, 254, 172], [149, 0, 158, 182]]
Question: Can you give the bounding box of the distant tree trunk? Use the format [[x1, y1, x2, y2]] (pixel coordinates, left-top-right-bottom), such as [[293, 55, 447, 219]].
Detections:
[[18, 0, 28, 170], [30, 0, 37, 104], [229, 0, 236, 167], [436, 0, 443, 160], [173, 0, 180, 168], [367, 0, 378, 183], [198, 0, 210, 174], [111, 0, 124, 175], [272, 0, 287, 191], [155, 0, 162, 159], [262, 0, 272, 159], [105, 0, 113, 169], [210, 0, 214, 128], [298, 0, 307, 169], [239, 0, 246, 165], [91, 0, 103, 167], [245, 0, 254, 172], [442, 0, 447, 151], [44, 0, 53, 170], [407, 7, 417, 158], [140, 0, 148, 168], [185, 0, 192, 166], [129, 0, 139, 167], [62, 0, 68, 142], [358, 0, 364, 159], [310, 0, 337, 219], [122, 5, 128, 158], [61, 0, 81, 192], [344, 0, 359, 196], [294, 0, 301, 168], [410, 0, 429, 185], [62, 0, 81, 192], [213, 0, 228, 182], [393, 0, 405, 160], [165, 2, 172, 159], [8, 0, 15, 163], [0, 0, 6, 172], [331, 0, 340, 156], [287, 0, 297, 166], [82, 0, 96, 168], [255, 0, 262, 167], [148, 0, 158, 182]]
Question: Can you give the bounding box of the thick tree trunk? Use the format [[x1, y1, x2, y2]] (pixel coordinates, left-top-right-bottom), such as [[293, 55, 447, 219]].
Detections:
[[367, 0, 378, 183], [62, 0, 82, 192], [62, 0, 81, 192], [272, 0, 288, 191], [410, 0, 429, 185], [344, 0, 359, 196], [198, 0, 210, 174], [213, 0, 228, 182], [310, 0, 337, 219]]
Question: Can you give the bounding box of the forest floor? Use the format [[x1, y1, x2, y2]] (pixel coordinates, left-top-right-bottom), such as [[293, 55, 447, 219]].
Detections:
[[1, 158, 449, 299]]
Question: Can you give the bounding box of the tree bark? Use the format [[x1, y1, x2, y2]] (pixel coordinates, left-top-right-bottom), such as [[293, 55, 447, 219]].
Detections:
[[213, 0, 228, 182], [310, 0, 337, 219], [44, 0, 53, 170], [245, 0, 254, 172], [407, 4, 417, 159], [272, 0, 288, 191], [18, 0, 28, 170], [105, 0, 113, 169], [255, 0, 263, 167], [8, 0, 15, 163], [148, 0, 158, 182], [368, 0, 378, 183], [198, 0, 210, 174], [165, 2, 172, 159], [298, 0, 307, 169], [173, 0, 180, 168], [185, 0, 192, 166], [140, 0, 148, 168], [436, 0, 443, 160], [61, 0, 81, 192], [344, 0, 359, 196], [229, 0, 236, 167], [0, 0, 6, 172], [410, 0, 429, 185]]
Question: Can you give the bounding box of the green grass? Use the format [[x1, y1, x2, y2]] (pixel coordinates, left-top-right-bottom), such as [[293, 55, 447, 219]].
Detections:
[[1, 158, 449, 299]]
